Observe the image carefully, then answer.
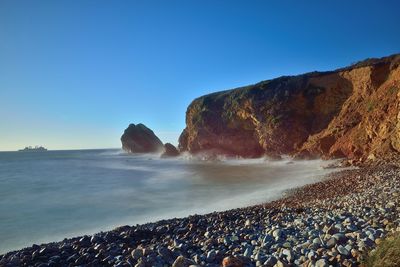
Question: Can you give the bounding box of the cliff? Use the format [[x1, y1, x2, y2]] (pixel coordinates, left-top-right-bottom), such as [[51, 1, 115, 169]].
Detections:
[[179, 54, 400, 162]]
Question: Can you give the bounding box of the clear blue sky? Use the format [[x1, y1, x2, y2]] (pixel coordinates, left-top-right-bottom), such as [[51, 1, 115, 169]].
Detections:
[[0, 0, 399, 151]]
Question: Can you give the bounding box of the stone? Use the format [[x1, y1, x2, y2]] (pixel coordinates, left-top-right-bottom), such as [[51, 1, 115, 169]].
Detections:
[[206, 250, 216, 262], [307, 250, 316, 261], [243, 247, 253, 258], [134, 259, 146, 267], [121, 123, 164, 153], [272, 229, 283, 239], [172, 256, 195, 267], [222, 256, 244, 267], [231, 235, 239, 242], [337, 245, 350, 257], [90, 235, 102, 244], [315, 258, 328, 267], [263, 256, 277, 267], [326, 237, 337, 248], [161, 143, 180, 157], [131, 248, 143, 260], [332, 233, 347, 244], [262, 234, 273, 244], [274, 259, 289, 267], [158, 247, 174, 264], [282, 249, 294, 262], [79, 236, 91, 247], [312, 237, 322, 245]]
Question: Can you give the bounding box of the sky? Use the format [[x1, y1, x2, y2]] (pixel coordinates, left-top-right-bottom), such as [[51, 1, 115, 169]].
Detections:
[[0, 0, 399, 151]]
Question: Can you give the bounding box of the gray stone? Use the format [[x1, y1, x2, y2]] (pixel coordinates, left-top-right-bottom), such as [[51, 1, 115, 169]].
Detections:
[[263, 256, 277, 267], [172, 256, 195, 267], [332, 233, 347, 244], [282, 249, 294, 262], [206, 250, 216, 262], [326, 237, 336, 248], [272, 229, 283, 239], [131, 248, 143, 260], [315, 258, 328, 267], [337, 245, 350, 257], [158, 247, 174, 264], [243, 246, 253, 258]]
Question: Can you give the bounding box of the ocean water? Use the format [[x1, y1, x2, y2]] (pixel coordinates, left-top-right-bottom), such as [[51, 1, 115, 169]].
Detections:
[[0, 149, 336, 254]]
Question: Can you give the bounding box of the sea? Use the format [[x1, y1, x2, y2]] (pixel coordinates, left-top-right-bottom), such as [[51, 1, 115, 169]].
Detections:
[[0, 149, 337, 254]]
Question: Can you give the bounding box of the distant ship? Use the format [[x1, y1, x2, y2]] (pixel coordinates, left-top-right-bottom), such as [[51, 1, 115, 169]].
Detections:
[[18, 146, 48, 152]]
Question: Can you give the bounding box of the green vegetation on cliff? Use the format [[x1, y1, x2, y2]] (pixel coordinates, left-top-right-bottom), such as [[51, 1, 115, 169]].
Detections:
[[179, 53, 400, 162]]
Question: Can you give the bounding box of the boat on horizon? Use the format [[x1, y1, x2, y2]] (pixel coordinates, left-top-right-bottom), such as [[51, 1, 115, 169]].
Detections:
[[18, 146, 48, 152]]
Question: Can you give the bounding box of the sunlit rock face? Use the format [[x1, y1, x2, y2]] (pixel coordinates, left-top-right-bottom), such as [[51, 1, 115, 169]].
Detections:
[[121, 123, 164, 153], [179, 54, 400, 162]]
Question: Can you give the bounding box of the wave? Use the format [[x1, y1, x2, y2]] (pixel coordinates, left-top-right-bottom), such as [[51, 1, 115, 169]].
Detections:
[[0, 149, 343, 254]]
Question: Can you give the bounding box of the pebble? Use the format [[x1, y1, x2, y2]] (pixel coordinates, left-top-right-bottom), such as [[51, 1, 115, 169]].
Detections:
[[1, 165, 399, 267], [315, 258, 328, 267], [172, 255, 195, 267], [131, 248, 143, 260], [222, 256, 244, 267], [337, 245, 350, 257], [264, 256, 277, 267]]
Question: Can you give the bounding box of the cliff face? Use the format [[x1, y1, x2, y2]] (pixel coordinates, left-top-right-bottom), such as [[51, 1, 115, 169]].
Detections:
[[179, 54, 400, 162]]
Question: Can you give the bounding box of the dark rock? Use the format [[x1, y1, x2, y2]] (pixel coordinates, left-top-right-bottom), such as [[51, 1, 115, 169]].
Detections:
[[39, 247, 48, 256], [131, 248, 143, 260], [264, 256, 278, 267], [326, 237, 337, 248], [161, 143, 180, 157], [121, 123, 164, 153], [332, 233, 347, 245], [79, 235, 91, 247], [337, 245, 350, 257], [66, 254, 78, 263], [172, 255, 195, 267], [157, 247, 174, 264]]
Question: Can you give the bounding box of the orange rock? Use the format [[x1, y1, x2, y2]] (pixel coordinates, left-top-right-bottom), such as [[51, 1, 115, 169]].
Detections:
[[179, 53, 400, 163], [222, 256, 244, 267]]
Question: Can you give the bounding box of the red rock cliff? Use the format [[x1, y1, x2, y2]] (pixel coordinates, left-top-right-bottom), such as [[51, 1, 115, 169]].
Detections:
[[179, 54, 400, 162]]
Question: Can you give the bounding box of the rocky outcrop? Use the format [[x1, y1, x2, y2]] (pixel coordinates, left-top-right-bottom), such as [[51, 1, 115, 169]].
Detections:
[[179, 54, 400, 162], [121, 123, 164, 153], [161, 143, 180, 157]]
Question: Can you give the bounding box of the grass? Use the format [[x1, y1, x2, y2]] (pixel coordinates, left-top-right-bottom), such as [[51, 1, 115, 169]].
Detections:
[[364, 233, 400, 267]]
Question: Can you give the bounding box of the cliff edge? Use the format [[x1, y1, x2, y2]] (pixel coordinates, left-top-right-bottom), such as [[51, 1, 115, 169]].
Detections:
[[179, 54, 400, 163]]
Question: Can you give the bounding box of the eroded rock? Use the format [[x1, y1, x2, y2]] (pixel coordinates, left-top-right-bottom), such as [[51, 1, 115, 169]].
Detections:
[[121, 123, 163, 153]]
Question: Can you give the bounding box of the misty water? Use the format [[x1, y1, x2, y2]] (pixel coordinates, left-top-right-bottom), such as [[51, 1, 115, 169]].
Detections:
[[0, 149, 338, 254]]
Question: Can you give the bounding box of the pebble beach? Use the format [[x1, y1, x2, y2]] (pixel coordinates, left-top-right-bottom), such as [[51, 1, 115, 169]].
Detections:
[[1, 164, 399, 267]]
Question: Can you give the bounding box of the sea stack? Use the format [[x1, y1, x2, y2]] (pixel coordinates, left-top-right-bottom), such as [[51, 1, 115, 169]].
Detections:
[[121, 123, 164, 153], [161, 143, 180, 157]]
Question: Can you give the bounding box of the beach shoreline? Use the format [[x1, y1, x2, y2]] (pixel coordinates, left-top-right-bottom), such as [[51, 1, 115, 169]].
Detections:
[[1, 163, 399, 267]]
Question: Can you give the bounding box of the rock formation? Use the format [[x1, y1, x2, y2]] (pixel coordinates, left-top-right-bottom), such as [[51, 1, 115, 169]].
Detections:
[[161, 143, 180, 157], [121, 123, 164, 153], [179, 54, 400, 162]]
